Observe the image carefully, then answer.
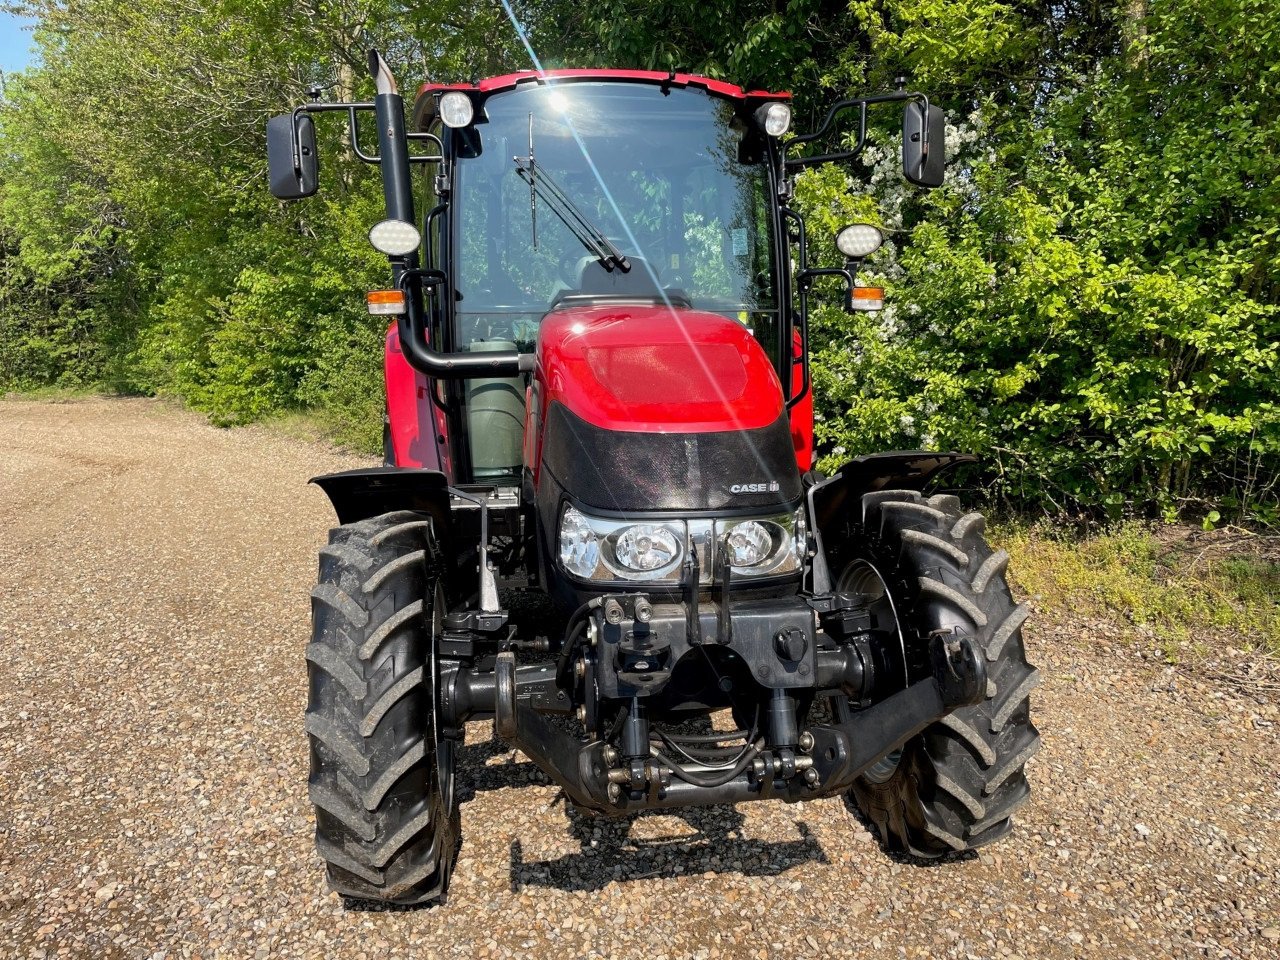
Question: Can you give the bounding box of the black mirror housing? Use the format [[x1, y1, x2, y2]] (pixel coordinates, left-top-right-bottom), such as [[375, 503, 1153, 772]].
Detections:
[[266, 113, 318, 200], [902, 102, 945, 188]]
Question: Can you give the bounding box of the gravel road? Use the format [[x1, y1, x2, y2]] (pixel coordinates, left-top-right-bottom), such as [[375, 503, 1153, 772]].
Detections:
[[1, 396, 1278, 959]]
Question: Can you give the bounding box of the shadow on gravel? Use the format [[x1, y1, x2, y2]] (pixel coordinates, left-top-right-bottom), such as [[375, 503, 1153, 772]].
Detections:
[[839, 794, 980, 868], [509, 806, 828, 892]]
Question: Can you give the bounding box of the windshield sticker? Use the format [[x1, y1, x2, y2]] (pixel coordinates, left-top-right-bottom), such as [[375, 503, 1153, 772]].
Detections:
[[731, 228, 748, 257]]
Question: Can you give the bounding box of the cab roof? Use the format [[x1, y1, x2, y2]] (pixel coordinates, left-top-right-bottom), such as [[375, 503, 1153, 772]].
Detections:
[[413, 69, 790, 131]]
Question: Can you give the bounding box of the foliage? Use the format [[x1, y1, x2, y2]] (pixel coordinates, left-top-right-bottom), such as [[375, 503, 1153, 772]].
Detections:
[[1, 1, 1277, 516], [997, 519, 1280, 656]]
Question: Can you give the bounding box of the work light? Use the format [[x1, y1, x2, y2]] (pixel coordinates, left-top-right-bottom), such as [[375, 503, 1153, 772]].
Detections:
[[756, 101, 792, 137], [368, 218, 421, 256], [835, 223, 884, 260], [438, 91, 475, 128]]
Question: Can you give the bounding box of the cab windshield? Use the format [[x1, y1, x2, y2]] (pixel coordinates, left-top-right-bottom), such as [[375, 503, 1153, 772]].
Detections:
[[452, 82, 778, 350]]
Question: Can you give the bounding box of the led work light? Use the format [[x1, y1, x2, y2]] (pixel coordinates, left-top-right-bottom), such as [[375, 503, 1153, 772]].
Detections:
[[368, 219, 422, 257], [835, 223, 884, 260]]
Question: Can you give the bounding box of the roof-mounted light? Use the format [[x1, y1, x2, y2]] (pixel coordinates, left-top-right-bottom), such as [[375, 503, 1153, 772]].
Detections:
[[755, 101, 792, 137], [368, 218, 421, 256], [836, 223, 884, 260], [439, 91, 474, 128]]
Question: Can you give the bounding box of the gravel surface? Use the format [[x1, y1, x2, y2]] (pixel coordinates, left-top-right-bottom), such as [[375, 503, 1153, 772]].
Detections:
[[1, 396, 1278, 959]]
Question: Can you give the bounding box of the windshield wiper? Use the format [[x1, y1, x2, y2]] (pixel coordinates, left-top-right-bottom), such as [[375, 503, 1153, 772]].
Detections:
[[513, 119, 630, 274]]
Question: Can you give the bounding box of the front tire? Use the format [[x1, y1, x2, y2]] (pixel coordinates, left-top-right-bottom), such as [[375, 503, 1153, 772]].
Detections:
[[306, 510, 459, 905], [846, 491, 1041, 857]]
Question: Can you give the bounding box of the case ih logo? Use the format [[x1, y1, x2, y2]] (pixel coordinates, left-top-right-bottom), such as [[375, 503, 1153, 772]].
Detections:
[[730, 481, 780, 494]]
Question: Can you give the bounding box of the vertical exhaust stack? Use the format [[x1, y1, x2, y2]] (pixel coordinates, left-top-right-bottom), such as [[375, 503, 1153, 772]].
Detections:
[[366, 50, 416, 250]]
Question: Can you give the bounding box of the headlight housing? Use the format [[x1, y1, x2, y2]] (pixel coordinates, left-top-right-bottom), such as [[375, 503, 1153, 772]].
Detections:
[[556, 505, 806, 583]]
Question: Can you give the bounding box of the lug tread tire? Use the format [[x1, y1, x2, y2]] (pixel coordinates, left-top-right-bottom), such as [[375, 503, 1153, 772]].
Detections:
[[307, 511, 458, 906], [850, 490, 1040, 857]]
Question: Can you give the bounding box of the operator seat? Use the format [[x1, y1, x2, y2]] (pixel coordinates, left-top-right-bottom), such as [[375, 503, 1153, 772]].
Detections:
[[575, 255, 661, 297]]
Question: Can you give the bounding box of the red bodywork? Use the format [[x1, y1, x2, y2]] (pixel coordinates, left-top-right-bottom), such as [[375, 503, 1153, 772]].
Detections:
[[413, 70, 789, 129], [385, 325, 451, 476], [790, 330, 814, 472], [388, 308, 815, 476]]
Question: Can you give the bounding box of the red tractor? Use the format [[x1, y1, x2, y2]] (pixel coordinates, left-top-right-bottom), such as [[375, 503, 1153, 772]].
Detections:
[[267, 51, 1039, 906]]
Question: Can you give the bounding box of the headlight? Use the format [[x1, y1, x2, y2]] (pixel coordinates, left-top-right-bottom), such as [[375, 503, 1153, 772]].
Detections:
[[556, 505, 806, 583], [725, 521, 773, 566], [558, 506, 600, 579], [558, 507, 684, 583], [612, 525, 682, 574], [719, 513, 804, 577]]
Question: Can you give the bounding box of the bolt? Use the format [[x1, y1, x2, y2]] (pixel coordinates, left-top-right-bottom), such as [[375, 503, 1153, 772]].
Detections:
[[798, 731, 815, 753], [603, 747, 618, 765], [576, 705, 587, 724], [575, 658, 586, 681], [607, 782, 622, 802], [804, 767, 819, 786]]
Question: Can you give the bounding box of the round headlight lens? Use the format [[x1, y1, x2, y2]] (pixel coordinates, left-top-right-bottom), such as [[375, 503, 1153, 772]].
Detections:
[[759, 101, 792, 137], [439, 91, 475, 128], [836, 223, 884, 260], [368, 218, 422, 257], [559, 506, 599, 578], [725, 521, 772, 567], [613, 525, 681, 572]]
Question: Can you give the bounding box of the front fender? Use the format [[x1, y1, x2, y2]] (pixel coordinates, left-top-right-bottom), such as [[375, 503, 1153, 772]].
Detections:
[[310, 467, 449, 527], [806, 451, 977, 593]]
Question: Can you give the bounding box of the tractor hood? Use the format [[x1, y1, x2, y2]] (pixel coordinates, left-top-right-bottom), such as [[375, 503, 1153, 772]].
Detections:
[[533, 303, 801, 513], [536, 303, 785, 434]]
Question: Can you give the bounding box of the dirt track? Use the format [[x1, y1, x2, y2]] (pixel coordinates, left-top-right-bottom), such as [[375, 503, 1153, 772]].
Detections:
[[1, 396, 1277, 959]]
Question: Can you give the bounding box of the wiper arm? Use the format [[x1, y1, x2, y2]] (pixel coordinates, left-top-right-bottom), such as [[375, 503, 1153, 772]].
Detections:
[[514, 155, 631, 273]]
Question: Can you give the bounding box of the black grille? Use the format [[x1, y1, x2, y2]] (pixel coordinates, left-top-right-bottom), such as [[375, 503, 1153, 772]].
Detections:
[[540, 402, 801, 512]]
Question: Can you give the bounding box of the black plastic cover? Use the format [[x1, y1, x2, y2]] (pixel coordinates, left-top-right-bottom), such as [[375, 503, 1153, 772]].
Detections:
[[539, 401, 802, 513]]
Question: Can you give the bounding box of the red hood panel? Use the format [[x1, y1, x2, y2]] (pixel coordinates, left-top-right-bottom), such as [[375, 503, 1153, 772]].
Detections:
[[537, 304, 784, 433]]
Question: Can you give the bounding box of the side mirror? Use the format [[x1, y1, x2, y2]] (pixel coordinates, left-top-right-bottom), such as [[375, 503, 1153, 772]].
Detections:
[[266, 113, 318, 200], [902, 101, 945, 188]]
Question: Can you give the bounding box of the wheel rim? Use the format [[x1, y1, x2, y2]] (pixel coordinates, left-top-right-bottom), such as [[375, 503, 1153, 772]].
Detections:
[[836, 559, 908, 692], [428, 582, 456, 815], [837, 559, 908, 781]]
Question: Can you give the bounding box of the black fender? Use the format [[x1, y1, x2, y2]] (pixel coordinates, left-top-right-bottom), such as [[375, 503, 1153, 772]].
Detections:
[[806, 451, 977, 593], [310, 467, 450, 527]]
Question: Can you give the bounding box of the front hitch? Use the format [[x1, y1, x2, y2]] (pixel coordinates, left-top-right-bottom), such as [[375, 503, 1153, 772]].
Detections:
[[487, 630, 987, 814]]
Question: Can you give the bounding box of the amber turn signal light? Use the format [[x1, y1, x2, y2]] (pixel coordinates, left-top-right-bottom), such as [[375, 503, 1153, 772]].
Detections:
[[366, 290, 406, 315]]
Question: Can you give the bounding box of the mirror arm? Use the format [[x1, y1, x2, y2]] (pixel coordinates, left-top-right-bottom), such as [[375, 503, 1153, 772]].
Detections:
[[784, 90, 930, 170], [288, 102, 442, 167]]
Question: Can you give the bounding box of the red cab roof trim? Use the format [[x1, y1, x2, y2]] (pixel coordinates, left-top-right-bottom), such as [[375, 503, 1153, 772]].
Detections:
[[414, 69, 790, 129]]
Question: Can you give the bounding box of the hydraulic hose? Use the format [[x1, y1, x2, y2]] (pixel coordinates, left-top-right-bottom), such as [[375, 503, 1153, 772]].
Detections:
[[651, 739, 765, 789], [554, 597, 602, 689]]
